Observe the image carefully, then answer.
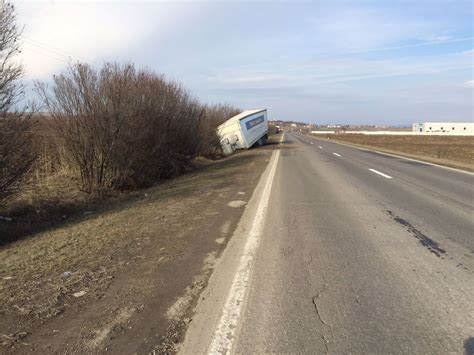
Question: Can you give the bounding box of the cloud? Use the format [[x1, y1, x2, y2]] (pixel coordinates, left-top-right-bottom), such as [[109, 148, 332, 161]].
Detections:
[[422, 35, 454, 42], [207, 74, 291, 88], [207, 52, 472, 91], [10, 0, 473, 124], [464, 80, 474, 88], [304, 7, 431, 53], [15, 1, 198, 79]]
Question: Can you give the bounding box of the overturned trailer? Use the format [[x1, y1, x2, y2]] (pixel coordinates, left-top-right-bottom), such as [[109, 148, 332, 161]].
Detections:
[[217, 109, 269, 155]]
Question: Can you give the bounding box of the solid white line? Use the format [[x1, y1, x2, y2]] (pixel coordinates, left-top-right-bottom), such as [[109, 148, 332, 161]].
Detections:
[[279, 132, 285, 143], [369, 168, 393, 179], [333, 152, 341, 157], [208, 149, 280, 354]]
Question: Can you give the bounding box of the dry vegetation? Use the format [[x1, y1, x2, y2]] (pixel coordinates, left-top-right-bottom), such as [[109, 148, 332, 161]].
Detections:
[[1, 64, 239, 244], [0, 3, 240, 244], [0, 3, 276, 351], [325, 134, 474, 171], [0, 145, 277, 352], [0, 3, 36, 202], [35, 63, 241, 192]]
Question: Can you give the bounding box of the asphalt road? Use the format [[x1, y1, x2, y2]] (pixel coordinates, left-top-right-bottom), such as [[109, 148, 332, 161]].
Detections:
[[182, 131, 474, 354]]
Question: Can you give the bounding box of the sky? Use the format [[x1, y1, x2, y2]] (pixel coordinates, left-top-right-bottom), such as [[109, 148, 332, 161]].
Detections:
[[12, 0, 474, 125]]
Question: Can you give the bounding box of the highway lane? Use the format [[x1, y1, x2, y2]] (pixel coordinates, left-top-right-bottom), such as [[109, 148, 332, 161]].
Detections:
[[297, 132, 473, 205], [181, 131, 474, 354], [293, 132, 474, 255]]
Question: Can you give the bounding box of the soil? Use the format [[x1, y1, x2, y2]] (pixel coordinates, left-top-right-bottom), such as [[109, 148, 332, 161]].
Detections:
[[0, 139, 281, 354]]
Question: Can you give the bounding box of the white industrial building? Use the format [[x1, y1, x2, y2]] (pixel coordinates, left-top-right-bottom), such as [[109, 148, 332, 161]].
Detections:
[[412, 122, 474, 135]]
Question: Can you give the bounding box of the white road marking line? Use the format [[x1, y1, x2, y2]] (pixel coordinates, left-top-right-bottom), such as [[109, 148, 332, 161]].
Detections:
[[369, 168, 393, 179], [318, 146, 323, 149], [279, 132, 285, 143], [323, 139, 474, 176], [333, 152, 341, 157], [310, 142, 314, 145], [209, 149, 280, 354]]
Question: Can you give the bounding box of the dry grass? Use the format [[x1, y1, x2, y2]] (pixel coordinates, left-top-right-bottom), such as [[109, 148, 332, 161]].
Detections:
[[0, 146, 273, 351], [0, 106, 235, 245], [323, 134, 474, 171], [0, 125, 89, 244]]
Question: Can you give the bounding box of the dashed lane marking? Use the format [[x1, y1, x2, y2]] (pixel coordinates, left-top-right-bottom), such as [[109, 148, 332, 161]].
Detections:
[[369, 168, 393, 179]]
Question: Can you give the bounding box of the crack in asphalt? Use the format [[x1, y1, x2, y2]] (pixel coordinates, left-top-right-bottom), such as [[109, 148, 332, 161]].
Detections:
[[312, 283, 333, 354], [312, 294, 330, 326]]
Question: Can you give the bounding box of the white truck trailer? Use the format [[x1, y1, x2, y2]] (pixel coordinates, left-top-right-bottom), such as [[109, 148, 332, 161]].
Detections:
[[217, 109, 269, 155]]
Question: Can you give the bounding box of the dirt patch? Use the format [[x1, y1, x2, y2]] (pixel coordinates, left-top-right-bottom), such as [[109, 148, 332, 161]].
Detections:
[[318, 134, 474, 171], [0, 138, 282, 353]]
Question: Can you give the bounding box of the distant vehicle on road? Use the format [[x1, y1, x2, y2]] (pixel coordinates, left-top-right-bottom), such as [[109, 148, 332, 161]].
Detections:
[[217, 109, 269, 155]]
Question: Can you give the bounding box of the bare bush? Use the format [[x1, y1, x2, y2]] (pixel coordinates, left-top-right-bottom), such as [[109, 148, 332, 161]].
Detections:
[[37, 63, 132, 192], [36, 62, 231, 193], [110, 68, 204, 188], [198, 104, 240, 158], [0, 2, 35, 201]]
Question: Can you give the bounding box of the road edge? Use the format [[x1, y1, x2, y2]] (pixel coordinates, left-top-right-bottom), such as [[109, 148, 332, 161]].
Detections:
[[179, 133, 283, 354]]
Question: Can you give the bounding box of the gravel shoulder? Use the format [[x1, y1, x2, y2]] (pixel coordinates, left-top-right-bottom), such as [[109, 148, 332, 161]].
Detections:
[[0, 140, 279, 353]]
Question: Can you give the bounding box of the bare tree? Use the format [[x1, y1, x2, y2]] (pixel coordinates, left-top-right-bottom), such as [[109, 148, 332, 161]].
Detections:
[[0, 2, 35, 201]]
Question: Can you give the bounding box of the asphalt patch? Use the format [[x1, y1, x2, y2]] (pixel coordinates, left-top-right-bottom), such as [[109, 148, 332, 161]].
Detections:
[[386, 210, 447, 257]]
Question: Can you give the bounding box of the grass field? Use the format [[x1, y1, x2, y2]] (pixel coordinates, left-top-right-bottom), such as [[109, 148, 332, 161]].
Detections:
[[321, 134, 474, 171]]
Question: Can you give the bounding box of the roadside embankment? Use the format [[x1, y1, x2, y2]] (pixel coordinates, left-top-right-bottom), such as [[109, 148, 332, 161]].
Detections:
[[0, 136, 284, 353], [315, 134, 474, 172]]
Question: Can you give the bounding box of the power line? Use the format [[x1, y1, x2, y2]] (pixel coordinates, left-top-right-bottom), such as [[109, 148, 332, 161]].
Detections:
[[24, 39, 74, 59], [23, 43, 72, 63], [23, 43, 72, 64], [23, 37, 92, 62], [20, 35, 99, 66]]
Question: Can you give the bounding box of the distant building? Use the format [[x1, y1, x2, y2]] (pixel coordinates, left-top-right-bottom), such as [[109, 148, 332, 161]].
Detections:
[[412, 122, 474, 135]]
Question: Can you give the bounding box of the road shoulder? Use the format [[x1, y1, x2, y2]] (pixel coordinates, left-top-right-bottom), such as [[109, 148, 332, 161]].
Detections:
[[179, 136, 283, 354]]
